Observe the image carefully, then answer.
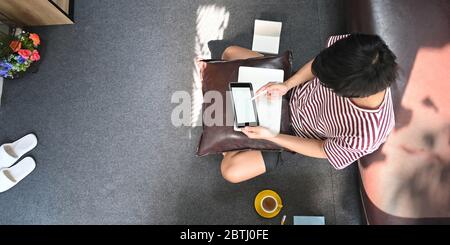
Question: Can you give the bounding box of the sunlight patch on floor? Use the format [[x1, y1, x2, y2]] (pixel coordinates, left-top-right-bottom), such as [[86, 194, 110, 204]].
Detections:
[[191, 5, 229, 127]]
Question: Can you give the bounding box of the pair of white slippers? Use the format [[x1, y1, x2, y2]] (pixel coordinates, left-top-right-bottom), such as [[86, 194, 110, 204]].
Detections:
[[0, 134, 38, 193]]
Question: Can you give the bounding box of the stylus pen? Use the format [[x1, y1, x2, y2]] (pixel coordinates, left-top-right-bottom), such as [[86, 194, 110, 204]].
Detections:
[[250, 90, 268, 101], [281, 215, 287, 225]]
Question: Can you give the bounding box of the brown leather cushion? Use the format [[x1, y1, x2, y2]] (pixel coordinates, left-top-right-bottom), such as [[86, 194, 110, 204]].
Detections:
[[196, 51, 293, 156]]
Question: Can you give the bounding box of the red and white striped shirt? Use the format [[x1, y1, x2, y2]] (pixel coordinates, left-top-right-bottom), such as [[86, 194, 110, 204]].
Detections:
[[289, 35, 395, 169]]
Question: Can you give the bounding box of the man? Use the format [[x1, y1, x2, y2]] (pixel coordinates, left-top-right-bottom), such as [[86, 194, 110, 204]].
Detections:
[[220, 34, 398, 183]]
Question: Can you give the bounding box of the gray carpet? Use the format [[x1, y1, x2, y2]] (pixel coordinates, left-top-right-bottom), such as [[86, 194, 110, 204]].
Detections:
[[0, 0, 361, 224]]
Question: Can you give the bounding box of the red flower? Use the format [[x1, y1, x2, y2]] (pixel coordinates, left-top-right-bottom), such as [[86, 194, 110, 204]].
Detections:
[[30, 50, 40, 61], [18, 49, 32, 59], [9, 40, 21, 52], [29, 33, 40, 46]]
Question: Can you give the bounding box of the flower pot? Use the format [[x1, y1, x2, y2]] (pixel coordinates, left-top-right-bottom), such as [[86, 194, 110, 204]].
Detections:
[[1, 31, 42, 80]]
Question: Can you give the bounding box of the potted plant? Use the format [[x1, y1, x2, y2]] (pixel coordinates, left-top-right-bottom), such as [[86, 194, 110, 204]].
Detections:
[[0, 31, 41, 79]]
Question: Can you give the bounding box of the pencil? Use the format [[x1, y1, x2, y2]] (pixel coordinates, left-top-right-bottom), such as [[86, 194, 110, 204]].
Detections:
[[281, 215, 287, 225], [250, 90, 268, 101]]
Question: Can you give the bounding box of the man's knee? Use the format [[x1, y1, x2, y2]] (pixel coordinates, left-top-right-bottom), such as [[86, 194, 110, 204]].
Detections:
[[220, 160, 244, 184], [221, 46, 240, 60]]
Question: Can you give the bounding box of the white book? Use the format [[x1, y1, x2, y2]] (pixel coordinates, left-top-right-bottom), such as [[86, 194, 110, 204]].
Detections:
[[252, 20, 282, 54], [293, 216, 325, 225]]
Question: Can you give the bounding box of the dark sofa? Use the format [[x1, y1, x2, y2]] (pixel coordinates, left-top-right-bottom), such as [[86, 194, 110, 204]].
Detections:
[[345, 0, 450, 224]]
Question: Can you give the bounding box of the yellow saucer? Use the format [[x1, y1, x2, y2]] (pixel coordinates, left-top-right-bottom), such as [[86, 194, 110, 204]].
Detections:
[[254, 189, 283, 218]]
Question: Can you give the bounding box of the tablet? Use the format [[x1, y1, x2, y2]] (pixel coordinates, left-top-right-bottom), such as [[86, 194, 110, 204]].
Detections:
[[229, 82, 259, 128], [238, 66, 284, 134]]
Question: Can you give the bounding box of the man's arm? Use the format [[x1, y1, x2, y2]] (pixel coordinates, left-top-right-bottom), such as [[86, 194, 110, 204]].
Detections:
[[268, 134, 327, 159], [256, 58, 316, 97], [284, 58, 316, 90]]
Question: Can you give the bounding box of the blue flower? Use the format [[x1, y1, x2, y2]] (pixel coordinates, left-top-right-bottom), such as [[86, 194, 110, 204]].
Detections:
[[0, 61, 13, 70], [16, 55, 26, 64], [0, 69, 9, 78]]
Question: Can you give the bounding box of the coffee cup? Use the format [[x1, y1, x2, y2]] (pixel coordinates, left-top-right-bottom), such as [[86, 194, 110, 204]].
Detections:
[[261, 195, 282, 213]]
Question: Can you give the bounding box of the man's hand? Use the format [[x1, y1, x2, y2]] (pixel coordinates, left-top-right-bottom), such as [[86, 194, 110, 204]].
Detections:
[[242, 126, 277, 140], [256, 82, 289, 99]]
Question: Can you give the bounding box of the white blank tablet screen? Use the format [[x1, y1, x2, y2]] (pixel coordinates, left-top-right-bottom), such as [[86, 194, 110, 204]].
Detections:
[[231, 87, 256, 124]]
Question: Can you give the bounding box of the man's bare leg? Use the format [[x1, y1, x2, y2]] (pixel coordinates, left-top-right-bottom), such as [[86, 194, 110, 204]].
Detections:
[[219, 46, 266, 184], [221, 151, 266, 183], [222, 46, 263, 61]]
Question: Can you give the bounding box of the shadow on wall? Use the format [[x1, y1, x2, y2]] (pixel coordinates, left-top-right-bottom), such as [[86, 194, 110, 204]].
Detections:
[[394, 161, 450, 217], [360, 44, 450, 218]]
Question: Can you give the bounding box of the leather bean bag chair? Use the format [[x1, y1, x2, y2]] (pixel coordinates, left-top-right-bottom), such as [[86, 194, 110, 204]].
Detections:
[[346, 0, 450, 224]]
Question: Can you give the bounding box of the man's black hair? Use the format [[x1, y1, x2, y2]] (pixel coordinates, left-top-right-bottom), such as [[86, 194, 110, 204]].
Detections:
[[312, 33, 398, 98]]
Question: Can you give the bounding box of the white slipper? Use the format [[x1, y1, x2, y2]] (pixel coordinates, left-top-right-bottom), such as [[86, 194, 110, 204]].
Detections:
[[0, 157, 36, 193], [0, 134, 38, 169]]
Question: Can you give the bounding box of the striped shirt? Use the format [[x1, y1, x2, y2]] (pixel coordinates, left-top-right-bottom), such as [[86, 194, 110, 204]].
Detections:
[[289, 35, 395, 169]]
